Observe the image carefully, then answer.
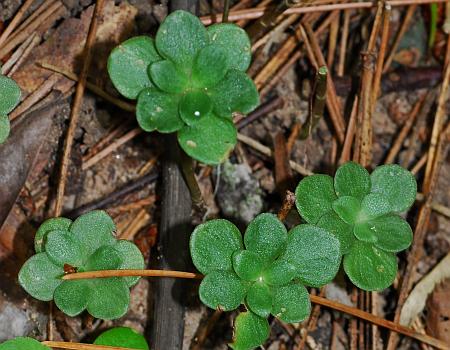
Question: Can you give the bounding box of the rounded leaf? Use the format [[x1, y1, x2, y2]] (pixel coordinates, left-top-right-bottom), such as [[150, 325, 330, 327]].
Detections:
[[208, 23, 252, 72], [0, 337, 50, 350], [54, 280, 89, 317], [0, 75, 21, 115], [155, 10, 207, 67], [272, 282, 311, 323], [87, 278, 130, 319], [85, 245, 123, 271], [230, 311, 270, 350], [334, 161, 371, 200], [107, 36, 161, 99], [114, 240, 145, 286], [149, 60, 188, 93], [18, 253, 63, 301], [199, 270, 246, 311], [0, 115, 10, 144], [343, 241, 398, 291], [370, 164, 417, 213], [190, 219, 243, 274], [35, 217, 72, 253], [353, 222, 378, 243], [192, 45, 228, 88], [178, 113, 237, 165], [136, 88, 183, 133], [295, 174, 337, 224], [45, 230, 84, 267], [332, 196, 360, 225], [282, 225, 341, 287], [244, 213, 287, 261], [370, 215, 413, 252], [316, 211, 355, 254], [262, 259, 297, 286], [246, 282, 272, 318], [208, 70, 259, 118], [359, 193, 391, 220], [179, 90, 212, 126], [69, 210, 116, 256], [94, 327, 149, 349], [232, 250, 266, 281]]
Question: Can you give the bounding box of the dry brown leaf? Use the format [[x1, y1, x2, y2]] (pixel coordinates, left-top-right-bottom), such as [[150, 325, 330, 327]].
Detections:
[[426, 279, 450, 343]]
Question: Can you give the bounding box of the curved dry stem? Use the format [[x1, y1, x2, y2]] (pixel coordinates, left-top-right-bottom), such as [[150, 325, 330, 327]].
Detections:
[[62, 269, 202, 281]]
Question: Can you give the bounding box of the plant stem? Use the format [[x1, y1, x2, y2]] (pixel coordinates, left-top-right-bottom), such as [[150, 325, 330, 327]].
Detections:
[[299, 66, 328, 139], [277, 190, 296, 221], [62, 269, 202, 280], [222, 0, 231, 23], [42, 342, 138, 350]]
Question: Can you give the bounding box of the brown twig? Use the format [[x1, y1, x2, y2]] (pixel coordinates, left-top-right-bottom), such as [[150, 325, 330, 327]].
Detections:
[[327, 12, 340, 68], [0, 0, 35, 46], [337, 9, 351, 77], [297, 288, 326, 350], [190, 310, 223, 350], [338, 95, 357, 164], [62, 269, 202, 280], [277, 190, 296, 221], [235, 96, 284, 129], [43, 341, 141, 350], [54, 0, 106, 217]]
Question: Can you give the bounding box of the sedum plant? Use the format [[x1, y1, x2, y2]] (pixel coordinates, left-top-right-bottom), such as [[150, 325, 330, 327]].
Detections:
[[295, 161, 417, 291], [107, 10, 259, 164], [0, 73, 21, 144], [190, 213, 341, 349], [19, 210, 144, 320]]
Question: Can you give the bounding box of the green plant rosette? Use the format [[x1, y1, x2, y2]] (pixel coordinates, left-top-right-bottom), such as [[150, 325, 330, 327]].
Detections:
[[0, 337, 50, 350], [19, 210, 145, 320], [0, 74, 21, 144], [107, 10, 259, 165], [190, 213, 341, 349], [295, 161, 417, 291]]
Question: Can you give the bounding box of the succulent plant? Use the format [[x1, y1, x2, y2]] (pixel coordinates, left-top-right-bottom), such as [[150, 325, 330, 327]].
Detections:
[[0, 74, 21, 144], [0, 337, 49, 350]]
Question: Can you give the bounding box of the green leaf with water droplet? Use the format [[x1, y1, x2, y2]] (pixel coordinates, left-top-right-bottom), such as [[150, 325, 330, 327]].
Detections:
[[34, 217, 72, 253], [94, 327, 149, 350], [0, 115, 10, 144], [230, 311, 270, 350], [344, 240, 397, 291], [178, 113, 236, 164], [190, 219, 243, 274], [136, 88, 183, 133], [332, 196, 360, 224], [334, 161, 371, 199], [107, 36, 161, 99], [232, 250, 266, 281], [179, 90, 212, 126], [370, 164, 417, 213], [246, 282, 272, 318], [295, 174, 336, 224], [0, 337, 50, 350], [316, 211, 355, 254], [149, 60, 188, 93], [199, 270, 247, 311], [272, 282, 311, 323], [192, 45, 228, 88]]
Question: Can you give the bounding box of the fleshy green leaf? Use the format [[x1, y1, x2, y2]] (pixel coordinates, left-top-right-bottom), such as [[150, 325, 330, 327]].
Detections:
[[114, 240, 145, 286], [45, 230, 84, 267], [262, 259, 297, 286], [343, 241, 398, 291], [34, 217, 72, 253], [316, 211, 355, 254], [148, 60, 188, 93], [136, 88, 183, 133], [18, 253, 63, 301], [0, 75, 21, 115], [155, 10, 207, 67], [369, 215, 413, 252], [232, 250, 266, 281], [179, 91, 212, 126], [370, 164, 417, 213], [0, 114, 10, 144], [94, 327, 149, 350], [87, 278, 130, 319], [353, 222, 378, 243], [178, 113, 237, 165], [332, 196, 360, 225], [192, 45, 228, 88], [359, 193, 391, 220], [272, 282, 311, 323], [54, 280, 89, 317], [246, 282, 272, 318], [85, 246, 122, 271], [282, 225, 341, 287], [199, 270, 246, 311], [244, 213, 287, 261], [230, 311, 270, 350], [190, 219, 243, 274], [208, 70, 259, 118], [0, 337, 50, 350], [295, 174, 337, 224], [334, 161, 371, 200], [70, 210, 116, 256], [107, 36, 161, 99], [208, 23, 252, 72]]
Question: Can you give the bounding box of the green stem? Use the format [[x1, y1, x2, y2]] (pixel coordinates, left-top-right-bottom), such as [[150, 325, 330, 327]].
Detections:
[[429, 3, 438, 50], [222, 0, 231, 23]]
